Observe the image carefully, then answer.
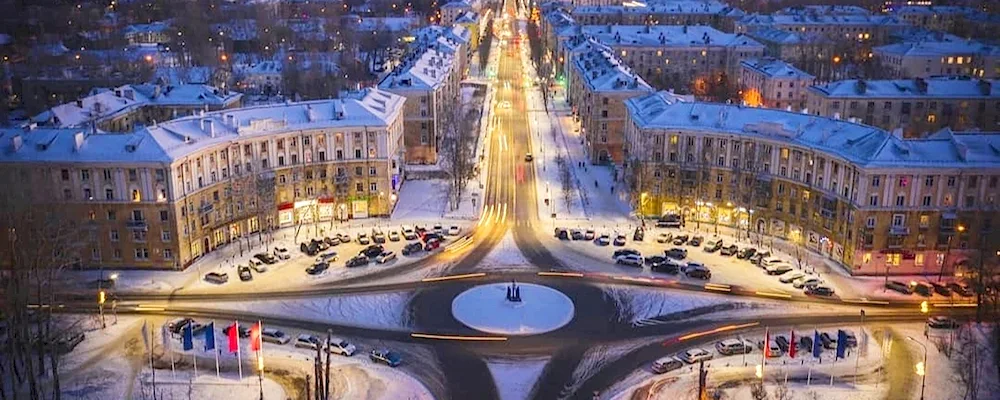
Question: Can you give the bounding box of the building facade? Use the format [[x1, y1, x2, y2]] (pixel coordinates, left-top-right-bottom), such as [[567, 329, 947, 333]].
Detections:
[[873, 39, 1000, 79], [0, 89, 406, 270], [623, 92, 1000, 276], [739, 58, 815, 111], [807, 77, 999, 137]]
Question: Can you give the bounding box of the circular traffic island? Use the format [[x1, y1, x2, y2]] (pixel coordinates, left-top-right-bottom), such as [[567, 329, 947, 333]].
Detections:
[[451, 282, 575, 336]]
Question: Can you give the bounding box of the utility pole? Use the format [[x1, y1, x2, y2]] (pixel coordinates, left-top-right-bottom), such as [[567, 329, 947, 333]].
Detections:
[[697, 360, 708, 400], [325, 330, 332, 400]]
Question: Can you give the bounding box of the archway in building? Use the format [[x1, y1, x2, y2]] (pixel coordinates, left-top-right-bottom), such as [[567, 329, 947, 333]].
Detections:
[[203, 237, 211, 253], [597, 150, 610, 164]]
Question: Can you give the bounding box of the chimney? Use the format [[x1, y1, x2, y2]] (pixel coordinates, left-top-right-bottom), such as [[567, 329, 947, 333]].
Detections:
[[73, 131, 85, 152], [204, 119, 215, 137], [76, 99, 84, 108], [115, 89, 122, 97], [10, 134, 22, 152]]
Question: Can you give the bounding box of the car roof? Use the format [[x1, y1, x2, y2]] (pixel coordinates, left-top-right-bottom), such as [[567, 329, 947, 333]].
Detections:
[[719, 339, 741, 345], [655, 356, 680, 364], [297, 334, 314, 339]]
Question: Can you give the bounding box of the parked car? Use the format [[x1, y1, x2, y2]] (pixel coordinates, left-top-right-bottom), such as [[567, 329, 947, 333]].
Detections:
[[798, 335, 813, 353], [223, 323, 250, 338], [433, 224, 444, 235], [758, 256, 785, 268], [703, 238, 722, 253], [805, 285, 835, 297], [720, 245, 738, 256], [327, 338, 356, 356], [736, 247, 757, 259], [273, 247, 291, 260], [204, 272, 228, 284], [52, 333, 85, 354], [237, 266, 253, 282], [765, 264, 794, 276], [555, 228, 569, 240], [749, 252, 771, 266], [254, 253, 278, 265], [584, 230, 596, 240], [402, 227, 418, 240], [779, 272, 806, 284], [323, 236, 340, 246], [570, 229, 584, 240], [656, 213, 682, 228], [312, 239, 330, 250], [249, 261, 268, 274], [372, 231, 387, 244], [763, 340, 784, 357], [300, 242, 319, 256], [793, 277, 823, 289], [305, 262, 329, 275], [167, 318, 196, 335], [930, 282, 952, 296], [369, 349, 402, 367], [402, 242, 423, 255], [664, 248, 688, 260], [295, 334, 323, 350], [613, 248, 641, 258], [689, 236, 704, 247], [613, 234, 627, 246], [678, 348, 714, 364], [645, 255, 667, 266], [360, 245, 384, 258], [774, 336, 790, 353], [388, 231, 401, 242], [524, 153, 533, 162], [885, 280, 913, 294], [595, 234, 611, 246], [948, 282, 974, 297], [447, 226, 461, 236], [261, 328, 290, 345], [375, 251, 397, 264], [672, 235, 690, 245], [685, 265, 712, 280], [357, 233, 371, 245], [716, 339, 753, 355], [614, 254, 643, 267], [652, 262, 680, 274], [424, 238, 441, 251], [632, 227, 645, 242], [819, 332, 837, 349], [651, 356, 685, 374], [316, 251, 338, 264], [656, 232, 673, 243], [912, 282, 933, 297], [927, 316, 960, 329], [346, 255, 369, 268]]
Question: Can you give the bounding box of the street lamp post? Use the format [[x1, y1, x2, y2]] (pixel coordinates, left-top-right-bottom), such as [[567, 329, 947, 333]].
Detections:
[[907, 336, 928, 400], [939, 224, 965, 282], [695, 201, 704, 230]]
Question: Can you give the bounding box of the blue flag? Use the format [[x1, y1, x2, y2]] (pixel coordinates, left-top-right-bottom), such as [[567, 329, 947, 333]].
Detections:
[[812, 330, 821, 358], [836, 329, 847, 359], [182, 323, 194, 351], [204, 322, 215, 351]]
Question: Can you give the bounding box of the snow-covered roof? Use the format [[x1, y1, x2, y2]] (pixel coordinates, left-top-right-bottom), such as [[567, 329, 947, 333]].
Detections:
[[123, 21, 171, 36], [571, 25, 764, 49], [739, 13, 906, 27], [626, 93, 1000, 168], [32, 84, 242, 129], [893, 5, 976, 16], [411, 24, 471, 47], [154, 67, 212, 85], [572, 46, 652, 93], [3, 89, 404, 164], [378, 46, 456, 91], [776, 5, 871, 16], [740, 58, 814, 79], [347, 16, 420, 32], [455, 11, 479, 24], [211, 20, 257, 41], [874, 40, 1000, 58], [809, 77, 999, 99], [573, 1, 740, 16], [441, 0, 474, 9], [746, 28, 831, 45]]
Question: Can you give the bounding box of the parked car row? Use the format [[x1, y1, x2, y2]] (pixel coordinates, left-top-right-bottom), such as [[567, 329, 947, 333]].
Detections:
[[252, 326, 403, 367], [609, 248, 712, 279], [653, 331, 858, 374], [885, 280, 973, 297]]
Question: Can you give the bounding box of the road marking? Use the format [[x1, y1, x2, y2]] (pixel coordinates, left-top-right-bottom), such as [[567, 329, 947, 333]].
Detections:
[[411, 333, 508, 341], [613, 276, 656, 284], [135, 305, 167, 311], [932, 302, 976, 308], [754, 291, 792, 299], [537, 271, 584, 278], [677, 322, 759, 341], [421, 273, 487, 283], [704, 283, 732, 292], [841, 298, 890, 305]]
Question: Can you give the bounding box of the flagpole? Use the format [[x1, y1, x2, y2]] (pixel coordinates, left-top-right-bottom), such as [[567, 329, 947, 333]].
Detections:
[[855, 310, 864, 384], [214, 321, 221, 378], [193, 344, 198, 379], [236, 321, 244, 381], [761, 326, 768, 379], [148, 321, 156, 399], [170, 335, 176, 380]]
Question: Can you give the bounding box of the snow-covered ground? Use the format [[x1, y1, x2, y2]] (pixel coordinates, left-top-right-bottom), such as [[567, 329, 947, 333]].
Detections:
[[452, 283, 574, 335], [202, 290, 412, 330], [894, 322, 999, 400], [487, 357, 549, 400], [600, 284, 750, 325], [477, 232, 534, 271]]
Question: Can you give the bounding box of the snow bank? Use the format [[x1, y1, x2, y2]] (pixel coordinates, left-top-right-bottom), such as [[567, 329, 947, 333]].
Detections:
[[486, 357, 549, 400], [224, 291, 412, 330], [601, 284, 742, 325]]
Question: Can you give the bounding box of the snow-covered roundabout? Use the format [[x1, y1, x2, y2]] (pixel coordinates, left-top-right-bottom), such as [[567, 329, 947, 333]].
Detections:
[[451, 282, 575, 335]]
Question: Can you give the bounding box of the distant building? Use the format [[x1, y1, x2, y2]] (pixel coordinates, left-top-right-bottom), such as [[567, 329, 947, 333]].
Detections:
[[806, 77, 999, 137], [123, 22, 172, 46], [31, 84, 243, 133], [735, 14, 907, 47], [776, 5, 872, 16], [568, 45, 652, 163], [874, 37, 1000, 79], [623, 91, 1000, 276], [568, 1, 745, 31], [739, 58, 814, 111], [0, 89, 405, 270]]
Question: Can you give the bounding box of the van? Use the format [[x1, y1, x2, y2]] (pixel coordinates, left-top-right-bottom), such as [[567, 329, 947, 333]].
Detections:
[[759, 256, 785, 268], [715, 339, 751, 355]]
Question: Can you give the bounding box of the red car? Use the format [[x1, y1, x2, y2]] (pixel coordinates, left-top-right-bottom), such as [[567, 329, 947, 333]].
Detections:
[[424, 238, 441, 251]]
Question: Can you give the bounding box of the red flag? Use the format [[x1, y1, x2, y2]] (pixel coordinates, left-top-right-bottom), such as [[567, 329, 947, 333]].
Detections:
[[763, 327, 770, 358], [249, 321, 262, 351], [228, 321, 239, 353], [789, 330, 797, 358]]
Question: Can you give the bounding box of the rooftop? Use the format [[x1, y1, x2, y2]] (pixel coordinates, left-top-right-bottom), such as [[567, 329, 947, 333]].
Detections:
[[1, 89, 405, 164], [739, 13, 906, 27], [745, 27, 831, 45], [740, 58, 814, 79], [572, 46, 652, 93], [874, 39, 999, 58], [625, 92, 1000, 168], [572, 1, 741, 16], [378, 46, 456, 91], [776, 5, 871, 16], [571, 25, 763, 49], [809, 77, 999, 98], [893, 5, 977, 16]]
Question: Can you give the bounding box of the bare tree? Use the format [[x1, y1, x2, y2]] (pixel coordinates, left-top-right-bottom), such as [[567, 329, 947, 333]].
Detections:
[[749, 380, 769, 400], [440, 94, 479, 210], [254, 171, 276, 245], [771, 378, 792, 400]]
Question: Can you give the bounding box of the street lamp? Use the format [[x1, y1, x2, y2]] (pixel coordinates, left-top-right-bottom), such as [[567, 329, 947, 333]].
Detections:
[[907, 336, 927, 400], [939, 223, 966, 282]]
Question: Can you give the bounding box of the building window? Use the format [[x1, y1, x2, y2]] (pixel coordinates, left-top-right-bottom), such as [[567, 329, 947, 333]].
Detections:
[[862, 253, 872, 264], [84, 188, 93, 200], [887, 253, 901, 266], [132, 190, 141, 202], [103, 169, 113, 180], [60, 169, 70, 181], [869, 195, 878, 206], [915, 253, 924, 266], [922, 196, 931, 207], [895, 195, 905, 206], [924, 176, 934, 186], [163, 249, 173, 260], [128, 169, 138, 181], [132, 230, 147, 242], [63, 189, 72, 200], [871, 176, 880, 187], [108, 210, 116, 220], [892, 214, 905, 227], [113, 249, 122, 259], [866, 216, 876, 228], [110, 230, 119, 242], [134, 248, 149, 260]]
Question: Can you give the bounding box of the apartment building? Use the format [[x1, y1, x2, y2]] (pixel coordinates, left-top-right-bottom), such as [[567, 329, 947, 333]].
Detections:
[[807, 77, 999, 137], [0, 89, 406, 270], [558, 25, 764, 95], [874, 38, 1000, 79], [735, 14, 907, 46], [379, 45, 461, 164], [623, 91, 1000, 275], [745, 28, 834, 62], [776, 5, 872, 17], [31, 84, 243, 133], [893, 6, 976, 32], [568, 45, 652, 163], [569, 1, 745, 30], [739, 58, 814, 111], [123, 21, 172, 46]]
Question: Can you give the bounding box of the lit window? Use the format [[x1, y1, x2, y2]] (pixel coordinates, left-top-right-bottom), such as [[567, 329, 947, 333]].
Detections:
[[861, 253, 872, 264], [132, 189, 141, 202], [621, 50, 627, 57], [927, 114, 936, 123], [915, 254, 924, 266], [956, 57, 964, 65], [947, 57, 954, 64]]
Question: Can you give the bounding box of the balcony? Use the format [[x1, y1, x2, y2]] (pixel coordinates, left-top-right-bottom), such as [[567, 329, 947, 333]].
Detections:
[[125, 220, 147, 231], [889, 226, 910, 236]]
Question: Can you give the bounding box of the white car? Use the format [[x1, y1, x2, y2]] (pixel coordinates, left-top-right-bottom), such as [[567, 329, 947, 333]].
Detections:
[[779, 272, 806, 284], [315, 251, 338, 263], [375, 251, 397, 264], [447, 226, 461, 236], [614, 254, 643, 267], [294, 334, 322, 350], [759, 256, 785, 268], [327, 338, 357, 356], [678, 348, 714, 364], [793, 277, 823, 289], [248, 259, 267, 273], [261, 328, 290, 345], [273, 247, 291, 260]]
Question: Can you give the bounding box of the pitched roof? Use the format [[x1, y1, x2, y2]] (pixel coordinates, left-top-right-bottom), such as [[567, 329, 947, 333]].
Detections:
[[809, 77, 999, 99]]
